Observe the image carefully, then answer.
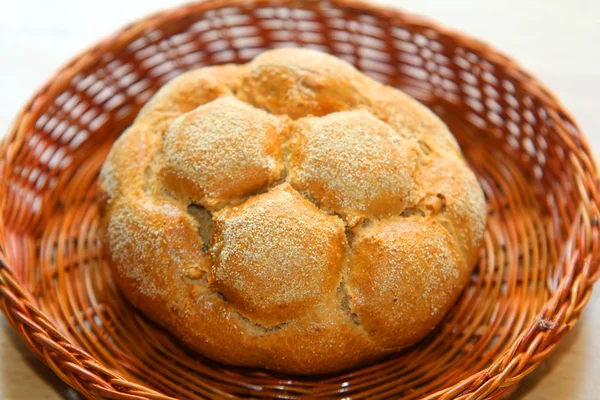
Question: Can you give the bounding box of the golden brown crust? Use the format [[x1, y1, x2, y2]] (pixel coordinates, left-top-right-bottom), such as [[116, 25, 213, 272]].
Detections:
[[288, 109, 419, 226], [99, 48, 486, 374], [161, 96, 286, 209], [211, 184, 346, 325], [348, 217, 463, 349], [238, 48, 370, 118], [418, 155, 486, 268]]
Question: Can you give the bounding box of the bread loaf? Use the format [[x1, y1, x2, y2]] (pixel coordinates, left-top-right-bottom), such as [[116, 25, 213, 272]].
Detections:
[[98, 48, 486, 374]]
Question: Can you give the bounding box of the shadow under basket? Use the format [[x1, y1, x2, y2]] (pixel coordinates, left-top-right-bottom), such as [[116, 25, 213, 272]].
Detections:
[[1, 0, 599, 399]]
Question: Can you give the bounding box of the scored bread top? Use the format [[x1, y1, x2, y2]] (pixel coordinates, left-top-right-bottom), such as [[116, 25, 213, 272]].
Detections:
[[99, 48, 486, 374]]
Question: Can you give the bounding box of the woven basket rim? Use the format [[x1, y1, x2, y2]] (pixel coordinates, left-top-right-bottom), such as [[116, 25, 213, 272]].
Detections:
[[1, 0, 599, 399]]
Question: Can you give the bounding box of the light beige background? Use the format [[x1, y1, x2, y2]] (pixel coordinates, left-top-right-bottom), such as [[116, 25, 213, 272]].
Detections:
[[1, 1, 598, 399]]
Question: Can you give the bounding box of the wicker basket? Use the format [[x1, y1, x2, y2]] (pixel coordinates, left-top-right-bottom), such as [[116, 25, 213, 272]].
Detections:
[[1, 0, 598, 398]]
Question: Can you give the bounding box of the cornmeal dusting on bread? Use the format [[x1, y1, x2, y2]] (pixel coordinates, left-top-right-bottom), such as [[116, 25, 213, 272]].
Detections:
[[107, 200, 207, 298], [162, 96, 285, 208], [212, 184, 345, 326], [288, 109, 418, 226], [238, 47, 371, 118], [347, 217, 462, 348], [98, 48, 487, 374]]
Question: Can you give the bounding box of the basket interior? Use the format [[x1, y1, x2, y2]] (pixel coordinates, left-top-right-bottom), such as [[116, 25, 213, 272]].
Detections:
[[1, 1, 597, 399]]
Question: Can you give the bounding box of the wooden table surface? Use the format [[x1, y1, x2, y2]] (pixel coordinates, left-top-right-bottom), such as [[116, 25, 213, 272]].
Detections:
[[1, 1, 599, 399]]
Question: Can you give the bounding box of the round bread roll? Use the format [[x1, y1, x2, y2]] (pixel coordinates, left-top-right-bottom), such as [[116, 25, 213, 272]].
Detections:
[[98, 48, 486, 374]]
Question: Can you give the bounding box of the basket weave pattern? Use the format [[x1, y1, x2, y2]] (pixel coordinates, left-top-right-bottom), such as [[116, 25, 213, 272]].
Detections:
[[1, 0, 599, 398]]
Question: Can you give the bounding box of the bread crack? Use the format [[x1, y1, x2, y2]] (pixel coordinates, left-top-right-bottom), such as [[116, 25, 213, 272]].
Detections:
[[215, 289, 228, 302], [337, 279, 360, 326], [344, 228, 354, 249], [186, 203, 213, 252], [233, 311, 290, 335], [280, 121, 297, 186], [401, 207, 426, 218], [143, 152, 162, 195], [401, 193, 447, 218]]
